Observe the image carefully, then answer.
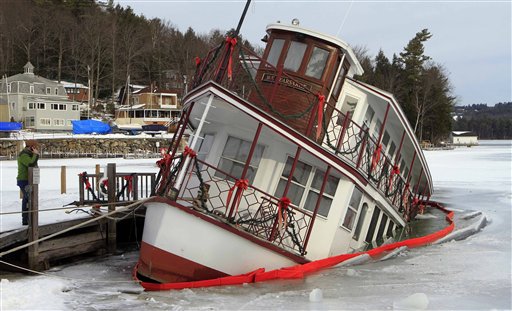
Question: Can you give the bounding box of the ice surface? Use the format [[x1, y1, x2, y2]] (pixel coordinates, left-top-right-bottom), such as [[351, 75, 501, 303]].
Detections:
[[1, 141, 511, 310], [393, 292, 429, 310], [309, 288, 323, 302]]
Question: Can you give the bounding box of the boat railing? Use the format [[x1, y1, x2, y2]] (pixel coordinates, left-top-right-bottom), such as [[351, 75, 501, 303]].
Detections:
[[191, 41, 418, 220], [175, 157, 312, 256]]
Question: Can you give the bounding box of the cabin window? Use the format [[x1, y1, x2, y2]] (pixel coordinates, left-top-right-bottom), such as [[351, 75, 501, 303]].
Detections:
[[372, 119, 382, 140], [305, 47, 329, 79], [216, 136, 265, 183], [377, 213, 388, 239], [30, 85, 34, 94], [382, 131, 390, 148], [55, 88, 59, 95], [284, 41, 307, 72], [267, 39, 285, 67], [303, 168, 339, 217], [363, 106, 375, 130], [386, 221, 395, 238], [7, 84, 11, 93], [197, 134, 215, 162], [72, 104, 79, 111], [353, 203, 368, 240], [46, 87, 51, 94], [275, 157, 339, 217], [388, 141, 396, 161], [365, 207, 381, 243], [27, 102, 35, 110], [341, 186, 363, 230]]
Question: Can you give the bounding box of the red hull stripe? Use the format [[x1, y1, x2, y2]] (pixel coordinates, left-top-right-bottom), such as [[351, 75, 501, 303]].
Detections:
[[135, 201, 454, 291], [138, 241, 228, 283]]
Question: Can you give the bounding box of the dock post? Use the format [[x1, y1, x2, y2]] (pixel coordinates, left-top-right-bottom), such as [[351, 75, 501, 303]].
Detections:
[[95, 164, 101, 189], [60, 165, 66, 194], [107, 163, 117, 253], [28, 167, 40, 270]]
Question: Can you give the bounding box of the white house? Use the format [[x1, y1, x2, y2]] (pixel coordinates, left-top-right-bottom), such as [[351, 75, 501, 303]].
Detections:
[[451, 131, 479, 146], [0, 62, 80, 131]]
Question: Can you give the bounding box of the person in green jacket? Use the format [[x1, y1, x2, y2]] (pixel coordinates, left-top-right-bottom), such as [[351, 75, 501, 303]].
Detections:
[[17, 140, 39, 225]]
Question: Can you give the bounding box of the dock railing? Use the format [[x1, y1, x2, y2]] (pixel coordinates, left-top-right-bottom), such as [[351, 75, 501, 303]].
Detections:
[[78, 168, 156, 206]]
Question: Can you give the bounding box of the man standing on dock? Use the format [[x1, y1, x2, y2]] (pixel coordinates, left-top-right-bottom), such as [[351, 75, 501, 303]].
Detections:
[[17, 140, 39, 225]]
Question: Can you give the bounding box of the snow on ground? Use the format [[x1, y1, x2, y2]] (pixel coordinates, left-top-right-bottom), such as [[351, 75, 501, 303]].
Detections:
[[1, 140, 511, 310]]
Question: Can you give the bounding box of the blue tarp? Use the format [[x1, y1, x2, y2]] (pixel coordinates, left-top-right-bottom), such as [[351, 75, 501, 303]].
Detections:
[[0, 122, 22, 131], [72, 120, 111, 134]]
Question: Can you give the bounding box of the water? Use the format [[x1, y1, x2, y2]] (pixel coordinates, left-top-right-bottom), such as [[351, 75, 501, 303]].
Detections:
[[1, 141, 510, 310]]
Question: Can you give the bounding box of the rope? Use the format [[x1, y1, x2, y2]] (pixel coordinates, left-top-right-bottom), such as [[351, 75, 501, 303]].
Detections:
[[0, 259, 139, 284]]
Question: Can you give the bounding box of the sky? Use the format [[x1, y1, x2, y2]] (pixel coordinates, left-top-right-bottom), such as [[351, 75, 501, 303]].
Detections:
[[114, 0, 511, 106]]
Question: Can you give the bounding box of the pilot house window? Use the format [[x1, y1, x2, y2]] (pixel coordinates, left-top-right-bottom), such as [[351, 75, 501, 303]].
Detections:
[[267, 39, 285, 67], [284, 41, 307, 72], [305, 47, 329, 79]]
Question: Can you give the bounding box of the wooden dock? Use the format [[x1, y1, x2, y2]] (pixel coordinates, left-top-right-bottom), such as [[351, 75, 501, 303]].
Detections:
[[0, 163, 153, 273]]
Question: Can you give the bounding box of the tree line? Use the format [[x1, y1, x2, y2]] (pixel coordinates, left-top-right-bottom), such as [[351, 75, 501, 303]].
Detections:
[[453, 102, 512, 139], [0, 0, 245, 104], [1, 1, 460, 143], [354, 29, 455, 144]]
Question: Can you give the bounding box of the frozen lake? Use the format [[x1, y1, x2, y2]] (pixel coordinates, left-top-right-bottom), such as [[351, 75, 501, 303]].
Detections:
[[1, 141, 511, 310]]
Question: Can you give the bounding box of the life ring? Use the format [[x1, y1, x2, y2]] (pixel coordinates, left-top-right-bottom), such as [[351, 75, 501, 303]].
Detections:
[[99, 177, 109, 196]]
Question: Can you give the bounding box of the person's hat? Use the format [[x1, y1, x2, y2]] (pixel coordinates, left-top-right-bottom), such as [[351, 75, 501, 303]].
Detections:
[[25, 140, 40, 148]]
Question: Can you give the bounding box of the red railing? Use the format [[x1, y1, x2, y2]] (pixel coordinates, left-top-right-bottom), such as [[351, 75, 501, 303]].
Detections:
[[174, 157, 312, 255]]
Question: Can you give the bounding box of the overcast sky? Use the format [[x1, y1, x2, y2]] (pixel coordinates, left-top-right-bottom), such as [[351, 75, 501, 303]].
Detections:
[[116, 0, 511, 106]]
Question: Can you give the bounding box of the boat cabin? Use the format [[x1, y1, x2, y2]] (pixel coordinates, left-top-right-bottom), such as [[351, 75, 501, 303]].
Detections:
[[161, 21, 432, 260]]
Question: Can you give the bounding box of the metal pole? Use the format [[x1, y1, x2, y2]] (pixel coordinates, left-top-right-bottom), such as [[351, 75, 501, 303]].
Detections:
[[174, 94, 214, 189]]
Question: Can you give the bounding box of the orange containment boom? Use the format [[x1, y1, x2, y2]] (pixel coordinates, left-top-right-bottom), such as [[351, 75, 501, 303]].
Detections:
[[135, 201, 454, 291]]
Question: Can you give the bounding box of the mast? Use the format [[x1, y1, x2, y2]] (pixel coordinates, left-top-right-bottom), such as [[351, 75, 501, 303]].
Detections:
[[214, 0, 252, 83]]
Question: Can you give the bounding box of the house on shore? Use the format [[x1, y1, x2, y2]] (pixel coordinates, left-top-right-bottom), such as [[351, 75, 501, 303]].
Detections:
[[0, 62, 80, 131], [451, 131, 479, 146]]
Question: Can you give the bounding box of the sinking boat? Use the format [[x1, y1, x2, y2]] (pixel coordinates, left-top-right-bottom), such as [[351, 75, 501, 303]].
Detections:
[[135, 16, 436, 286]]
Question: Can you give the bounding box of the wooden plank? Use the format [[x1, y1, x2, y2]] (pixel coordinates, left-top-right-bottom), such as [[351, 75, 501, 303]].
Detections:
[[39, 240, 107, 263], [28, 167, 39, 270], [0, 228, 28, 249], [38, 231, 105, 253]]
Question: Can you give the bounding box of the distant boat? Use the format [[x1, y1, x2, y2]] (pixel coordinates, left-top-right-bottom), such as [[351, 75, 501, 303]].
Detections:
[[115, 84, 181, 131], [135, 18, 433, 285]]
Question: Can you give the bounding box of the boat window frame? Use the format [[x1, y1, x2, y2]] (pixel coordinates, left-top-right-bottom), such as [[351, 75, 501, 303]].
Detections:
[[305, 45, 330, 80], [365, 206, 381, 244], [263, 32, 337, 84], [275, 155, 339, 218], [341, 186, 363, 231], [215, 135, 266, 184]]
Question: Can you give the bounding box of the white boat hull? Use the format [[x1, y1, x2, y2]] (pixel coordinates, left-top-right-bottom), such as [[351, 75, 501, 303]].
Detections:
[[138, 200, 299, 283]]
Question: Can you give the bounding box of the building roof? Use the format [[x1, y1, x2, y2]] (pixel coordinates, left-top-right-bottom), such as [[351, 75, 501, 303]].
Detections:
[[452, 131, 478, 137]]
